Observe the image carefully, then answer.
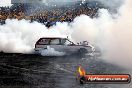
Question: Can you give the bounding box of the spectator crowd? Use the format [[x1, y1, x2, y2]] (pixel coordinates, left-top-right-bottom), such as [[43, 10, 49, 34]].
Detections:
[[0, 1, 104, 27]]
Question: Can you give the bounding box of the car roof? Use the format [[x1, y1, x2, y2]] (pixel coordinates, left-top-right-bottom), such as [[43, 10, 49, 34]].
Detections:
[[39, 37, 66, 39]]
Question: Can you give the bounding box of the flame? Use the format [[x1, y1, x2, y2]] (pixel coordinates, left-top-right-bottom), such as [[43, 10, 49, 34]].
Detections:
[[78, 66, 86, 76]]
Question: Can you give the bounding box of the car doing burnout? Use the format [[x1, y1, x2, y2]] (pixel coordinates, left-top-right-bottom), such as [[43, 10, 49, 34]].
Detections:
[[34, 37, 94, 57]]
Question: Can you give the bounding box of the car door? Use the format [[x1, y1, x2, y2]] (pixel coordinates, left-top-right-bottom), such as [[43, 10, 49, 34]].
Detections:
[[59, 39, 81, 55], [48, 38, 65, 52], [48, 38, 81, 55]]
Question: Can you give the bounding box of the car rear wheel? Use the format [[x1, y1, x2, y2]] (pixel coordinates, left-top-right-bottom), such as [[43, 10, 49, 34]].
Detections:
[[78, 48, 88, 58]]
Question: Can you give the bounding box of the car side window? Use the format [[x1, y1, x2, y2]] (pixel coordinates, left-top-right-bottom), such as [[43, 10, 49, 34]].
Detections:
[[65, 40, 72, 45], [61, 39, 72, 45], [38, 39, 50, 45], [50, 39, 60, 45], [61, 39, 66, 45]]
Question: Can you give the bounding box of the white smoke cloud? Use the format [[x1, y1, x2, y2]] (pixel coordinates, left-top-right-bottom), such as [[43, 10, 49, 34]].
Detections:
[[99, 0, 132, 70], [69, 0, 132, 70], [0, 0, 12, 7], [40, 46, 66, 56], [94, 0, 123, 8], [0, 19, 70, 53], [71, 15, 98, 44]]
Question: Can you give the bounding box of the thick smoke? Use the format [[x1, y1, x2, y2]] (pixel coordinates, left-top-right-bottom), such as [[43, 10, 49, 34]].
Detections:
[[71, 0, 132, 70], [0, 19, 70, 53], [94, 0, 123, 8], [0, 0, 12, 7], [40, 46, 66, 56], [99, 0, 132, 70]]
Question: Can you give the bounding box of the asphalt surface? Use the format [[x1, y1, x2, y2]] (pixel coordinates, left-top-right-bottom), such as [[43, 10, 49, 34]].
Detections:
[[0, 53, 131, 88]]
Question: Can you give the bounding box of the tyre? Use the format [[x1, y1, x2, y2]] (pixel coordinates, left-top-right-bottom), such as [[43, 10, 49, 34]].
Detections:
[[78, 48, 88, 58]]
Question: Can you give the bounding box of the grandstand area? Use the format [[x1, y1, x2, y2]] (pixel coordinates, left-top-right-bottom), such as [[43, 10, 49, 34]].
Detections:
[[0, 1, 105, 27]]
